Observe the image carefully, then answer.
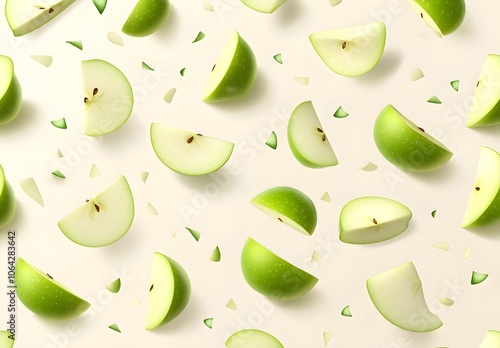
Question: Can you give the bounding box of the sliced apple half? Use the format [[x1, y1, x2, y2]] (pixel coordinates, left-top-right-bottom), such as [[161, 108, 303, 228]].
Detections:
[[145, 252, 191, 330], [407, 0, 465, 37], [309, 22, 386, 77], [480, 330, 500, 348], [122, 0, 171, 37], [466, 54, 500, 127], [57, 176, 134, 247], [226, 329, 284, 348], [82, 59, 134, 136], [250, 186, 317, 235], [367, 262, 442, 332], [5, 0, 76, 36], [462, 146, 500, 228], [339, 196, 412, 244], [240, 0, 287, 13], [288, 100, 338, 168], [150, 123, 234, 176], [0, 55, 22, 125]]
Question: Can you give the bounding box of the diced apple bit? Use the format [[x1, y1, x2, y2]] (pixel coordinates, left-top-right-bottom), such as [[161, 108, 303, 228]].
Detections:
[[108, 323, 121, 333], [142, 62, 154, 71], [147, 203, 158, 216], [203, 318, 213, 329], [93, 0, 107, 14], [164, 88, 177, 103], [450, 80, 459, 92], [57, 149, 64, 158], [51, 118, 67, 129], [273, 54, 283, 64], [193, 31, 206, 43], [106, 278, 121, 293], [66, 41, 83, 50], [140, 171, 149, 183], [321, 191, 332, 203], [89, 164, 101, 178], [180, 67, 186, 76], [328, 0, 342, 6], [439, 297, 454, 306], [311, 250, 322, 262], [359, 161, 378, 171], [225, 298, 237, 310], [427, 95, 442, 104], [323, 331, 333, 346], [295, 77, 309, 85], [19, 178, 44, 207], [341, 305, 352, 317], [185, 227, 201, 241], [410, 68, 424, 81], [30, 55, 53, 67], [471, 271, 488, 285], [265, 131, 278, 150], [107, 32, 124, 46], [333, 106, 349, 118], [51, 170, 65, 179], [431, 210, 437, 218], [432, 242, 449, 251], [209, 246, 221, 262], [462, 244, 471, 259]]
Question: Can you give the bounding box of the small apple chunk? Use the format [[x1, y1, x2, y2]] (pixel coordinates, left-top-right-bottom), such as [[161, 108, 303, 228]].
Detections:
[[15, 257, 90, 319], [309, 22, 386, 77], [339, 196, 412, 244], [0, 55, 22, 125], [202, 32, 257, 103], [407, 0, 465, 37], [367, 262, 442, 332], [57, 176, 135, 247], [145, 252, 191, 330], [0, 165, 16, 228], [241, 238, 318, 301], [226, 329, 284, 348], [288, 100, 338, 168], [122, 0, 170, 37], [0, 330, 14, 348], [480, 330, 500, 348], [374, 104, 453, 172], [240, 0, 287, 13], [251, 186, 317, 235]]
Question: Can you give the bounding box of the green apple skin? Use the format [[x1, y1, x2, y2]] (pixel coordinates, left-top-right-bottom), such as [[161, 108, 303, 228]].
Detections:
[[0, 330, 14, 348], [480, 330, 500, 348], [407, 0, 465, 37], [0, 165, 16, 228], [374, 104, 453, 172], [226, 329, 284, 348], [15, 258, 90, 319], [202, 32, 257, 103], [241, 238, 318, 301], [240, 0, 287, 13], [0, 55, 22, 125], [251, 186, 317, 235], [122, 0, 170, 37]]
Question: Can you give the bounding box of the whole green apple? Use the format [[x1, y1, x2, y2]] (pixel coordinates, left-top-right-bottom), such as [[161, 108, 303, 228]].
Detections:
[[407, 0, 465, 37], [122, 0, 170, 37], [0, 55, 22, 125], [0, 165, 16, 228]]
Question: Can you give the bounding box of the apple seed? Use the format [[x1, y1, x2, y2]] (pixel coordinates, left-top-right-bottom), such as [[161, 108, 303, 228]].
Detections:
[[47, 273, 53, 279], [187, 136, 194, 144], [211, 64, 216, 72], [93, 88, 99, 96], [373, 218, 378, 224], [475, 186, 480, 191], [84, 97, 88, 104], [149, 284, 154, 291], [418, 127, 425, 132], [322, 134, 326, 141], [420, 13, 423, 18], [85, 199, 90, 202], [49, 8, 54, 13], [95, 204, 100, 212], [342, 42, 347, 49], [277, 217, 283, 222], [317, 128, 324, 133]]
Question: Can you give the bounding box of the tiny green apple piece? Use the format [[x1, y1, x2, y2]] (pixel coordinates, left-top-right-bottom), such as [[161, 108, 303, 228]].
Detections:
[[57, 176, 135, 247], [323, 332, 333, 346], [288, 100, 338, 168], [374, 104, 453, 172], [341, 305, 352, 317], [202, 32, 257, 103], [251, 186, 317, 235], [209, 246, 221, 262], [310, 22, 386, 77], [185, 227, 201, 241], [51, 170, 65, 179], [450, 80, 460, 92], [50, 117, 67, 129], [108, 323, 121, 333], [333, 106, 349, 118], [0, 330, 14, 348], [122, 0, 170, 37], [192, 31, 205, 43], [466, 55, 500, 127], [406, 0, 465, 37], [203, 318, 213, 329], [471, 271, 488, 285], [5, 0, 76, 36], [480, 330, 500, 348], [462, 146, 500, 228], [0, 166, 16, 228], [15, 257, 90, 319], [106, 278, 121, 293], [19, 177, 44, 206], [226, 329, 284, 348], [0, 55, 22, 125], [427, 95, 442, 104], [145, 252, 191, 330], [82, 59, 134, 136], [93, 0, 107, 14], [240, 0, 288, 13], [66, 40, 82, 50], [241, 238, 318, 301], [366, 261, 442, 332], [265, 131, 277, 150], [339, 196, 412, 244], [151, 123, 234, 176]]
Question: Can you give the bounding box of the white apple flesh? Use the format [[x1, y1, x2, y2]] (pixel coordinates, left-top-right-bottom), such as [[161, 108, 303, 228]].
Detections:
[[240, 0, 287, 13]]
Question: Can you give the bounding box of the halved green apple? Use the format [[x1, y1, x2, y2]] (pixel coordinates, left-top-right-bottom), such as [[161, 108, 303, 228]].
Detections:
[[150, 123, 234, 176], [5, 0, 76, 36], [202, 32, 257, 103], [82, 59, 134, 136], [0, 55, 22, 125], [250, 186, 317, 235], [241, 238, 318, 301], [407, 0, 465, 37], [339, 196, 412, 244], [480, 330, 500, 348], [288, 100, 338, 168], [240, 0, 287, 13], [145, 252, 191, 330], [367, 262, 442, 332], [57, 176, 135, 247], [0, 165, 16, 228], [226, 329, 284, 348], [309, 22, 386, 77], [122, 0, 170, 37]]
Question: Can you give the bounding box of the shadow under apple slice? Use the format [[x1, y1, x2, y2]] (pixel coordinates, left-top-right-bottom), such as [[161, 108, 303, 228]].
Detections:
[[0, 100, 38, 134], [356, 50, 403, 85], [153, 6, 179, 41], [275, 0, 303, 26]]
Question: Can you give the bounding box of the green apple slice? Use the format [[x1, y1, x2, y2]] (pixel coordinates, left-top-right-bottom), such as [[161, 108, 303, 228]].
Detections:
[[240, 0, 288, 13], [250, 186, 317, 235], [462, 146, 500, 228], [480, 330, 500, 348], [19, 177, 44, 207], [5, 0, 76, 36], [0, 166, 16, 228], [15, 257, 90, 319], [202, 32, 257, 103], [122, 0, 170, 37], [466, 55, 500, 127], [406, 0, 465, 37], [106, 278, 121, 293], [374, 104, 453, 172], [0, 55, 22, 125], [241, 238, 318, 301], [366, 261, 443, 332], [145, 252, 191, 330], [288, 100, 338, 168], [339, 196, 412, 244], [309, 22, 386, 77], [471, 271, 488, 285], [108, 323, 121, 333], [82, 59, 134, 136], [57, 176, 134, 247], [150, 123, 234, 176], [226, 329, 284, 348], [0, 330, 14, 348]]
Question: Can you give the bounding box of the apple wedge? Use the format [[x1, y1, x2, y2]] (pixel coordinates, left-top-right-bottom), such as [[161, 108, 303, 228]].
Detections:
[[145, 252, 191, 330], [367, 262, 442, 332], [462, 146, 500, 228], [122, 0, 170, 37], [0, 55, 22, 125], [226, 329, 284, 348], [339, 196, 412, 244], [480, 330, 500, 348], [309, 22, 386, 77], [150, 123, 234, 176], [288, 100, 338, 168], [407, 0, 465, 37], [57, 176, 135, 247], [240, 0, 287, 13], [5, 0, 76, 36], [0, 165, 16, 228]]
